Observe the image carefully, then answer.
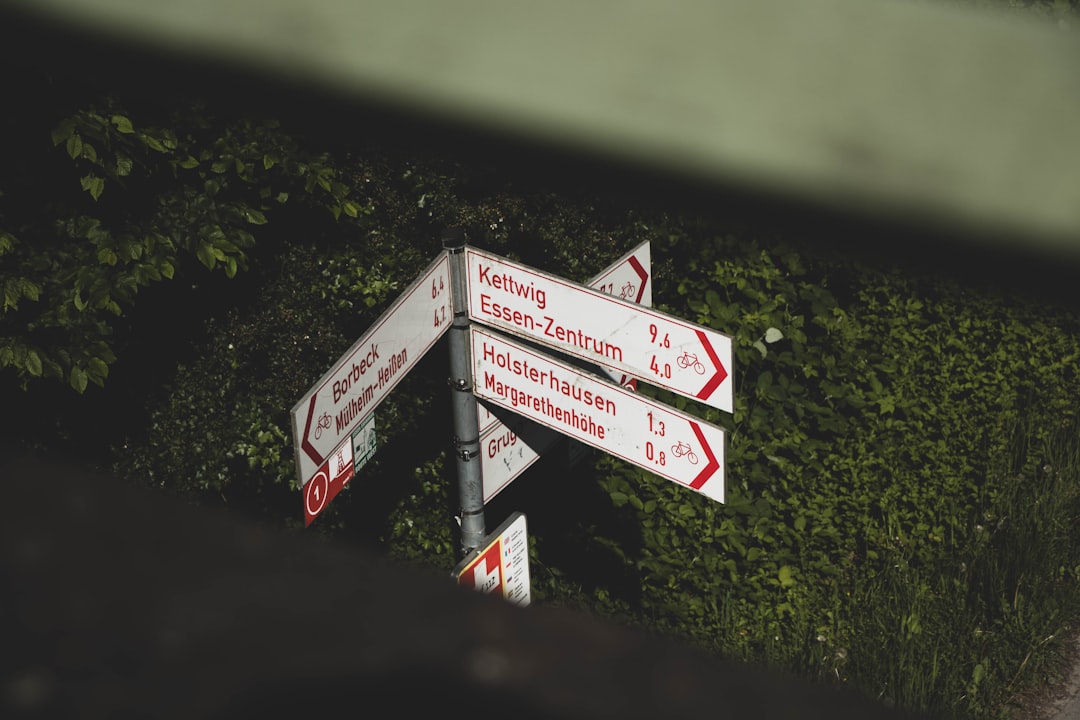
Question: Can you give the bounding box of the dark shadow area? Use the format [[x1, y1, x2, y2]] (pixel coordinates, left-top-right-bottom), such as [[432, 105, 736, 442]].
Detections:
[[0, 453, 927, 720]]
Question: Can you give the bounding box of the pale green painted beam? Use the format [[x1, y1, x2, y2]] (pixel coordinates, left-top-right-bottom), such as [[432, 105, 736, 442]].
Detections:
[[9, 0, 1080, 254]]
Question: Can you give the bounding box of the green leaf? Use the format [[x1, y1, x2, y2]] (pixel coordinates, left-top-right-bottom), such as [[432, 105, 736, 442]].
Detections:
[[224, 256, 238, 279], [196, 243, 216, 270], [178, 155, 200, 169], [753, 340, 767, 358], [97, 248, 118, 266], [244, 209, 268, 225], [80, 174, 105, 201], [18, 279, 40, 302], [263, 154, 276, 170], [111, 114, 135, 134], [765, 327, 784, 343], [70, 366, 89, 393], [141, 133, 166, 153], [115, 153, 134, 176], [73, 292, 87, 311], [342, 200, 359, 218], [3, 281, 18, 310], [778, 565, 796, 587], [26, 350, 43, 377], [88, 356, 109, 380], [159, 260, 175, 280], [66, 133, 82, 159]]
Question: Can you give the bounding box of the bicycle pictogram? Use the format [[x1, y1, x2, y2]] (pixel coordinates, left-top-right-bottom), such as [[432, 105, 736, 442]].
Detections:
[[676, 351, 706, 375], [671, 441, 698, 465], [314, 411, 332, 439], [619, 281, 636, 300]]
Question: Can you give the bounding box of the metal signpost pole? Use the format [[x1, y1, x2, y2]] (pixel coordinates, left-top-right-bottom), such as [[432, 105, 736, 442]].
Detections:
[[443, 229, 485, 555]]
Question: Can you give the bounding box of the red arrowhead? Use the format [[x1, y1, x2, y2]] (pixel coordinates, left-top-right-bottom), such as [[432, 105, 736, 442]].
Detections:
[[688, 421, 719, 490], [694, 329, 728, 403], [300, 396, 325, 468], [627, 255, 648, 304]]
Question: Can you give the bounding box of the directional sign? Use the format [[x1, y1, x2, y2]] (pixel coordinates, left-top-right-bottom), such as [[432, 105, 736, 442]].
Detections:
[[589, 240, 651, 389], [465, 246, 733, 413], [291, 251, 452, 486], [476, 240, 652, 501], [453, 511, 530, 607], [471, 326, 725, 503]]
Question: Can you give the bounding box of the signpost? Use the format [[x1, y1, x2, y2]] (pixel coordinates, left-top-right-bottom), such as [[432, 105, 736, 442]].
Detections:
[[453, 511, 531, 607], [465, 246, 734, 413], [290, 236, 731, 544], [290, 251, 453, 487], [471, 326, 726, 503]]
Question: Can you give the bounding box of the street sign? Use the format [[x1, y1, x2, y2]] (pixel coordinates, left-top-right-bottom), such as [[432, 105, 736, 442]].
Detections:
[[588, 240, 651, 389], [476, 240, 652, 501], [453, 511, 530, 607], [471, 326, 726, 503], [465, 246, 733, 413], [303, 436, 356, 526], [291, 251, 453, 486]]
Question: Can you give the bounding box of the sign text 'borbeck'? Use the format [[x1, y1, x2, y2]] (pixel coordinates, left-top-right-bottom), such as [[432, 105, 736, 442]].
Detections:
[[291, 251, 452, 487], [465, 247, 734, 413], [471, 326, 726, 503]]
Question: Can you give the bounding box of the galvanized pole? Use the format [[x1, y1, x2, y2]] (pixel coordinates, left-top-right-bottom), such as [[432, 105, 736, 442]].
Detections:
[[443, 228, 485, 555]]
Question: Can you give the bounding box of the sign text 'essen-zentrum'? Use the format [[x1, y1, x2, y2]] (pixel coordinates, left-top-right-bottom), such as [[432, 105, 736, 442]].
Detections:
[[471, 326, 725, 503], [465, 247, 733, 413], [290, 251, 452, 486], [476, 240, 652, 502]]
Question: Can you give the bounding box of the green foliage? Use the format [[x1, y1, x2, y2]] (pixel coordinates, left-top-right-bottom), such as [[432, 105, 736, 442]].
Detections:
[[571, 229, 1080, 719], [1, 92, 380, 393]]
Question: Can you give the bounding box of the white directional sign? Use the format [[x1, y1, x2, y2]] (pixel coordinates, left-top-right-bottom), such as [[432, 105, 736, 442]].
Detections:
[[588, 240, 651, 388], [471, 326, 726, 503], [291, 251, 453, 486], [477, 240, 652, 501], [466, 246, 733, 413]]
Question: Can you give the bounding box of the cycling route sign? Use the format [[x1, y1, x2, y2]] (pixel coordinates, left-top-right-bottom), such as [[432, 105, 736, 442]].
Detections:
[[464, 246, 733, 413], [291, 251, 452, 489], [471, 326, 726, 503]]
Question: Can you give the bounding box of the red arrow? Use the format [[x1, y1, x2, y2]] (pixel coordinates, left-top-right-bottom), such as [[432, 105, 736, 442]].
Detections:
[[300, 396, 323, 468], [694, 329, 729, 403], [627, 255, 648, 304], [688, 420, 720, 491]]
